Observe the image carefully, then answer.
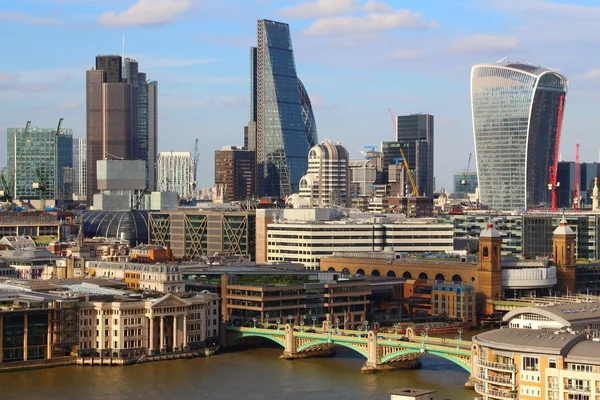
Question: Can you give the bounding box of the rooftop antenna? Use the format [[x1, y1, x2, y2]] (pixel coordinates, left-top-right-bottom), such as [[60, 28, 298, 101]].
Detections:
[[496, 56, 508, 63]]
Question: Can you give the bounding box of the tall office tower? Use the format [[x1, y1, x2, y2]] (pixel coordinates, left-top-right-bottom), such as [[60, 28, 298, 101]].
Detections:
[[557, 161, 600, 208], [86, 55, 133, 206], [123, 59, 159, 191], [6, 126, 73, 201], [298, 139, 350, 207], [73, 138, 87, 197], [147, 81, 158, 191], [394, 114, 434, 197], [157, 152, 194, 199], [214, 146, 256, 202], [471, 61, 568, 210], [249, 19, 318, 198]]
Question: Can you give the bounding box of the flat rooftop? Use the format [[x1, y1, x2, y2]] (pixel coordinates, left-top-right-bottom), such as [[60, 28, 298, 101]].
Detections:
[[389, 388, 436, 396]]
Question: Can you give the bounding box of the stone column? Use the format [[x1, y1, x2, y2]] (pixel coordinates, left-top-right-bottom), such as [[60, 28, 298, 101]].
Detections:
[[183, 315, 187, 348], [173, 315, 178, 351], [148, 317, 154, 353], [0, 315, 3, 363], [23, 313, 28, 361], [200, 308, 207, 342], [46, 311, 52, 359], [365, 330, 379, 369], [160, 316, 164, 351]]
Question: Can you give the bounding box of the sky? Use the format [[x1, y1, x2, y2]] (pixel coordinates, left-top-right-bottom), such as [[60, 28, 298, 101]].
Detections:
[[1, 0, 600, 192]]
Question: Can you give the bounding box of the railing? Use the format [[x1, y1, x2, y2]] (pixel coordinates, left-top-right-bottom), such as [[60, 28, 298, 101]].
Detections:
[[475, 385, 518, 399], [477, 374, 514, 385], [564, 385, 591, 393], [477, 359, 517, 372]]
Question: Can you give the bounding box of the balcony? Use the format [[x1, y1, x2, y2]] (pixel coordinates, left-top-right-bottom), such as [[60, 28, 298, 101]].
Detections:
[[477, 374, 515, 386], [477, 359, 518, 372], [475, 385, 518, 400], [564, 385, 591, 393]]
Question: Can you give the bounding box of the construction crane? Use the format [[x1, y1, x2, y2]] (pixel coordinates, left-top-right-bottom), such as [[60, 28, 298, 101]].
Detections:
[[461, 153, 472, 186], [388, 108, 396, 137], [33, 168, 47, 210], [192, 138, 199, 193], [399, 148, 418, 196], [360, 145, 376, 159], [0, 173, 12, 210], [54, 118, 63, 202], [574, 143, 580, 209], [548, 94, 565, 211]]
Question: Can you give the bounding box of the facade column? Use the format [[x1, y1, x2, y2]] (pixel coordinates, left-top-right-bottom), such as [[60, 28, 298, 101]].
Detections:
[[183, 315, 187, 349], [23, 313, 28, 362], [46, 311, 52, 359], [160, 316, 164, 351], [173, 315, 178, 351], [200, 308, 207, 342], [148, 317, 154, 353], [0, 315, 3, 363]]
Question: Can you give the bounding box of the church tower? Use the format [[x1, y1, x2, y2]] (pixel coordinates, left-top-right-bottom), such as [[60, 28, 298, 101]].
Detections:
[[553, 215, 576, 294], [478, 221, 503, 315]]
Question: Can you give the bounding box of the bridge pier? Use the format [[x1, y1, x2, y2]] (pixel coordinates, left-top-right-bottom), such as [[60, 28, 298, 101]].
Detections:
[[360, 331, 421, 373], [280, 324, 334, 360]]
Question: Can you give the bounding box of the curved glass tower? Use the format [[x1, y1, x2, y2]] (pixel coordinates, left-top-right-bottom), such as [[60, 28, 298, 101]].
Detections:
[[250, 19, 318, 198], [471, 62, 568, 211]]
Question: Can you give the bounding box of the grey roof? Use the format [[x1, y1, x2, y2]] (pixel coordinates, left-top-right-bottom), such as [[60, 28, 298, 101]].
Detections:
[[480, 223, 501, 238], [554, 217, 575, 236], [389, 388, 436, 397], [1, 248, 55, 261], [473, 328, 584, 355], [565, 339, 600, 364], [503, 301, 600, 326], [473, 61, 565, 79]]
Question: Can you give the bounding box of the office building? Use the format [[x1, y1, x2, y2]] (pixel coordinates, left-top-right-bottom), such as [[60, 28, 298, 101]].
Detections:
[[298, 139, 350, 207], [471, 61, 568, 211], [249, 19, 318, 198], [147, 81, 158, 191], [349, 159, 377, 197], [6, 126, 73, 201], [214, 146, 255, 202], [453, 171, 477, 197], [157, 152, 194, 199], [73, 138, 87, 198], [556, 161, 600, 208], [389, 114, 434, 197]]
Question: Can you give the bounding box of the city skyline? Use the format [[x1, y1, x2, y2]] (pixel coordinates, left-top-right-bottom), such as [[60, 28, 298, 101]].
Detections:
[[1, 0, 599, 192]]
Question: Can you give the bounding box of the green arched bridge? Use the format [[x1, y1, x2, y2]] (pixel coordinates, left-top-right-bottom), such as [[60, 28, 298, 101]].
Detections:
[[224, 324, 473, 373]]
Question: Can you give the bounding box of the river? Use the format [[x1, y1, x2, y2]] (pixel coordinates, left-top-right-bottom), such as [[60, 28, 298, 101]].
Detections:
[[0, 345, 474, 400]]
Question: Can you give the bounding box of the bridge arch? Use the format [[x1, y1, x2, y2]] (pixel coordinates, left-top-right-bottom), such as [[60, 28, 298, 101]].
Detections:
[[228, 332, 286, 348], [380, 348, 471, 373], [296, 340, 368, 358]]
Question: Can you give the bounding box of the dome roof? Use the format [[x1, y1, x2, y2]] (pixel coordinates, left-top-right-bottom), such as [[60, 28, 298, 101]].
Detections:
[[309, 139, 349, 161], [553, 216, 574, 236], [480, 222, 501, 238], [80, 210, 149, 243]]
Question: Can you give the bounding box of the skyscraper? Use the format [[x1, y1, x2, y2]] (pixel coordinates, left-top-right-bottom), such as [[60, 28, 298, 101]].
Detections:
[[157, 152, 194, 199], [73, 138, 87, 198], [147, 81, 158, 191], [471, 61, 568, 210], [214, 146, 255, 202], [249, 19, 318, 198], [394, 114, 434, 197], [6, 126, 73, 201]]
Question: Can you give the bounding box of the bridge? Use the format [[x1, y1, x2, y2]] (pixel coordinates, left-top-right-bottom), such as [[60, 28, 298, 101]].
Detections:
[[224, 324, 473, 373]]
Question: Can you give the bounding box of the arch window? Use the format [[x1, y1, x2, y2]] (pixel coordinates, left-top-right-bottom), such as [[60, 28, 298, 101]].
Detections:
[[356, 269, 365, 276], [371, 269, 381, 277], [418, 272, 428, 281], [386, 271, 396, 278], [434, 273, 445, 283], [402, 271, 412, 279], [452, 274, 462, 284]]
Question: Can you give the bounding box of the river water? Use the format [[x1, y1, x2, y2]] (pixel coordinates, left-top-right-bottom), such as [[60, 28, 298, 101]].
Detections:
[[0, 346, 474, 400]]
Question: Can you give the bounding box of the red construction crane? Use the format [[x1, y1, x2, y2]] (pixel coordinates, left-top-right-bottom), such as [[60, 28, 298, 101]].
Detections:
[[574, 143, 580, 209], [548, 94, 565, 211]]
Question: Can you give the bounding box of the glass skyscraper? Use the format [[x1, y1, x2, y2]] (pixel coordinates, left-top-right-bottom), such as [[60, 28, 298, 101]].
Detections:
[[471, 61, 568, 211], [249, 19, 318, 198]]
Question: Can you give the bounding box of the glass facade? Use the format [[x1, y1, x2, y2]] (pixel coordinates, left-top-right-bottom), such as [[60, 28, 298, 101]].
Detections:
[[6, 127, 73, 201], [471, 62, 568, 211], [252, 19, 318, 198], [396, 114, 434, 197], [453, 171, 478, 196]]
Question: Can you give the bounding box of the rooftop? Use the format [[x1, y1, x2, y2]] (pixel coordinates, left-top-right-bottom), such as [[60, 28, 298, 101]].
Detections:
[[503, 301, 600, 326], [473, 328, 584, 355], [389, 388, 436, 397]]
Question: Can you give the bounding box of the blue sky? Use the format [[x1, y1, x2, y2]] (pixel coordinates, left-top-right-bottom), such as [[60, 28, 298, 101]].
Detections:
[[1, 0, 600, 191]]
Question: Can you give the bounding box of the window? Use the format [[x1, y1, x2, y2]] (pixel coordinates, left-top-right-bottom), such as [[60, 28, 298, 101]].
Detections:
[[549, 358, 557, 369], [523, 356, 539, 371]]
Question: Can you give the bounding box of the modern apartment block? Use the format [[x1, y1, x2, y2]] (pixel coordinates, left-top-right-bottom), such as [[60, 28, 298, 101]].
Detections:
[[393, 114, 434, 197], [471, 61, 568, 211], [214, 146, 255, 202], [157, 151, 194, 199], [256, 208, 453, 270], [249, 19, 318, 198], [73, 138, 87, 198], [299, 139, 350, 207], [6, 126, 73, 201], [149, 210, 256, 261], [219, 272, 370, 329]]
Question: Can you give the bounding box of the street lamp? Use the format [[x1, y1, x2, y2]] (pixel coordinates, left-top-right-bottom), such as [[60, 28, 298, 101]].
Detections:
[[288, 314, 293, 326], [335, 317, 340, 333], [252, 317, 257, 330], [364, 320, 369, 332], [300, 320, 304, 332], [393, 323, 399, 338], [276, 318, 281, 330], [312, 316, 316, 330], [425, 325, 430, 339], [265, 313, 270, 328], [457, 328, 463, 344], [420, 331, 426, 349]]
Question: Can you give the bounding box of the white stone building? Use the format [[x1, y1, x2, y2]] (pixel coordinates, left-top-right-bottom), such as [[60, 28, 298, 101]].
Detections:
[[78, 292, 220, 357], [157, 151, 194, 199], [87, 261, 185, 293], [299, 139, 350, 207], [349, 159, 377, 197], [73, 138, 87, 198]]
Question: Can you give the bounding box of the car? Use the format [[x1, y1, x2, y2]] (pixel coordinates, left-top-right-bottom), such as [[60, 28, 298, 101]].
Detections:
[[398, 336, 410, 342], [347, 334, 357, 337], [377, 335, 386, 340], [267, 325, 278, 330], [305, 329, 316, 333], [359, 334, 368, 338]]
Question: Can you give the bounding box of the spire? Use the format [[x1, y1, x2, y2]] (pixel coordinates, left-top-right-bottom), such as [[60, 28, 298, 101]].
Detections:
[[593, 177, 599, 212]]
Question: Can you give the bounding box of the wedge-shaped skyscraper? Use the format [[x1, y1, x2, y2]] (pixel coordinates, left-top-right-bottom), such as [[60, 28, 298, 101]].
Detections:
[[249, 19, 318, 198], [471, 62, 568, 211]]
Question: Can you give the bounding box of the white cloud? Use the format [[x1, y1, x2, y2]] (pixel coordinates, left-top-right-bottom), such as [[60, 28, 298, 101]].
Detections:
[[578, 68, 600, 80], [99, 0, 193, 27], [278, 0, 356, 19], [0, 11, 60, 26], [362, 0, 392, 13], [386, 49, 424, 60], [486, 0, 600, 17], [0, 72, 72, 93], [450, 34, 518, 53], [303, 10, 436, 36]]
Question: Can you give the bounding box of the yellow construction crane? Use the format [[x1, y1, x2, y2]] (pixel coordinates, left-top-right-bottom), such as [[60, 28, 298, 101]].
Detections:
[[399, 148, 418, 196]]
